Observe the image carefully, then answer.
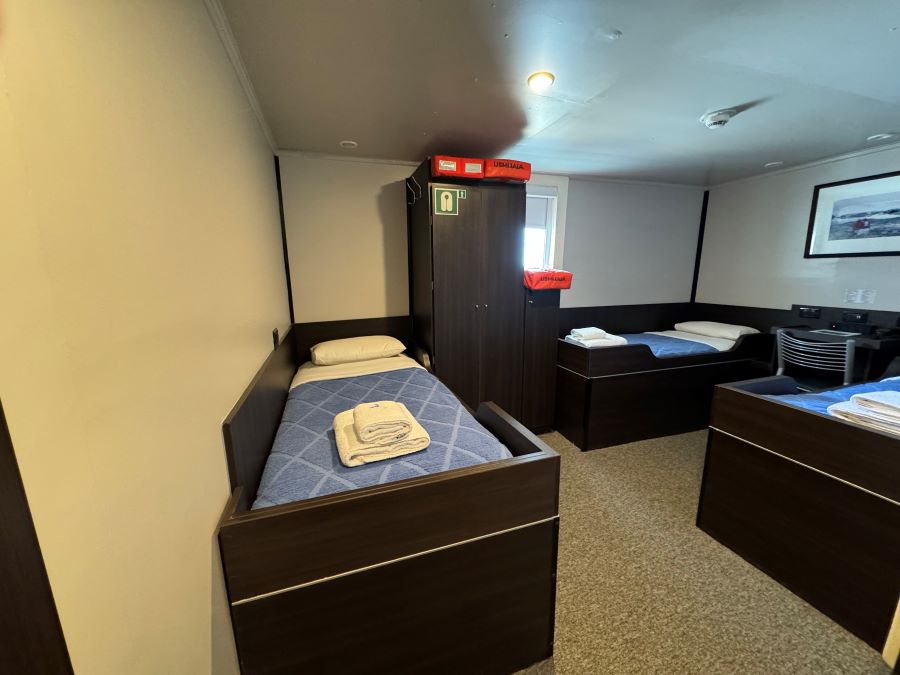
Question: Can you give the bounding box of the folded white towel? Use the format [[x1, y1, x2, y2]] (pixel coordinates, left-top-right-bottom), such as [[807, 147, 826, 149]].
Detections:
[[564, 334, 628, 348], [851, 391, 900, 419], [353, 400, 414, 443], [827, 400, 900, 437], [570, 327, 607, 340], [334, 410, 430, 467]]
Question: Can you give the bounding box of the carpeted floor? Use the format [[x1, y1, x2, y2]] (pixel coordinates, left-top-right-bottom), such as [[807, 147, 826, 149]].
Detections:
[[519, 430, 889, 675]]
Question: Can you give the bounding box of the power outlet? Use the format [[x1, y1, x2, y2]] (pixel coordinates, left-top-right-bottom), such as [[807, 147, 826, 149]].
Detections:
[[842, 311, 868, 324], [798, 306, 821, 319]]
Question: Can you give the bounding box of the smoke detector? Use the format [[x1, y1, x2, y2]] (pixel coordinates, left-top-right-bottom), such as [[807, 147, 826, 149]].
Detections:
[[699, 109, 736, 129]]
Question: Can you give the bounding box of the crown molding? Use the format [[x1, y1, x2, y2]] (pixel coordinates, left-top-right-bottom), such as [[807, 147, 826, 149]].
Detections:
[[708, 139, 900, 190], [203, 0, 277, 151], [275, 150, 420, 167], [567, 174, 705, 190]]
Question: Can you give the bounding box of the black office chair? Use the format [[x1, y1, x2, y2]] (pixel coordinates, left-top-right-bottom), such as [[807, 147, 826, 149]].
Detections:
[[776, 329, 857, 391]]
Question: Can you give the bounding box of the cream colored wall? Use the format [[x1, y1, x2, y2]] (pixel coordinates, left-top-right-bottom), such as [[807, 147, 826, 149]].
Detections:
[[561, 179, 704, 308], [279, 153, 413, 322], [697, 145, 900, 311], [0, 2, 287, 673]]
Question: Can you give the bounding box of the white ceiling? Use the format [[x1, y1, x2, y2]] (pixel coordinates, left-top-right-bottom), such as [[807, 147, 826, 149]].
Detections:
[[220, 0, 900, 186]]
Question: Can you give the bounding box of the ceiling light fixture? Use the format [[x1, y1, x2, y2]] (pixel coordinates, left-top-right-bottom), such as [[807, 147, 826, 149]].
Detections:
[[866, 133, 895, 143], [339, 140, 358, 149], [764, 161, 784, 169], [527, 71, 555, 92]]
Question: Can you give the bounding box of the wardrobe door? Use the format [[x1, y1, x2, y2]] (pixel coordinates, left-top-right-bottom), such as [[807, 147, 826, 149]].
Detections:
[[478, 184, 525, 417], [432, 185, 482, 408]]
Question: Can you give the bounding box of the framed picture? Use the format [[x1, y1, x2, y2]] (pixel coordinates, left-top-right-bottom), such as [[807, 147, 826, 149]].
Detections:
[[805, 170, 900, 258]]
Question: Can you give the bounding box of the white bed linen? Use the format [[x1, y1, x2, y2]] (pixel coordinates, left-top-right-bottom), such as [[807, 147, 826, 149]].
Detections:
[[645, 330, 736, 352], [290, 354, 424, 389]]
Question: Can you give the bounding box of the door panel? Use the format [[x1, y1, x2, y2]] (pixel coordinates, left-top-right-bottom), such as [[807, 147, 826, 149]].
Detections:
[[479, 185, 525, 417], [432, 186, 481, 408]]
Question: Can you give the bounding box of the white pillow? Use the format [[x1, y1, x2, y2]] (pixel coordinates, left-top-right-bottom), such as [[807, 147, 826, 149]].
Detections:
[[673, 321, 759, 341], [310, 335, 406, 366]]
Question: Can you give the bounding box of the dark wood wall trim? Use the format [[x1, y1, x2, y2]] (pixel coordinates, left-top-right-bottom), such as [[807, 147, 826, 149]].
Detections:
[[690, 190, 709, 303], [274, 155, 295, 324], [292, 316, 414, 363], [0, 401, 73, 674], [559, 302, 900, 336], [558, 302, 691, 337]]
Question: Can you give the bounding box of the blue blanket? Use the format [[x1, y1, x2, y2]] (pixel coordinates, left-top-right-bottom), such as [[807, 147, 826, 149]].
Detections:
[[620, 333, 719, 358], [767, 377, 900, 415], [252, 367, 512, 509]]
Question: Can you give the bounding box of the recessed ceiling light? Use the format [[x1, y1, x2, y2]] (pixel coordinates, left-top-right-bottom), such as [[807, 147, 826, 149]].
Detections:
[[764, 161, 784, 169], [339, 140, 358, 149], [527, 71, 555, 92], [866, 133, 895, 143]]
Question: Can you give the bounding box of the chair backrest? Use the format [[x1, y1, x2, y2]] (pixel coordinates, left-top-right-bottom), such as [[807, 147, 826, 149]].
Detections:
[[776, 329, 856, 386]]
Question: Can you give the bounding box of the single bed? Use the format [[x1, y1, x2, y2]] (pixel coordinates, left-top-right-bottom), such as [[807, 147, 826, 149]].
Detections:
[[555, 322, 773, 449], [696, 375, 900, 668], [216, 318, 560, 675]]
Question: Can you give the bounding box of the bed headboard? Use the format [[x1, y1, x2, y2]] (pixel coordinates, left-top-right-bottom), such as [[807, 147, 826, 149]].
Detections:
[[222, 330, 298, 510], [292, 315, 414, 362], [222, 316, 413, 511]]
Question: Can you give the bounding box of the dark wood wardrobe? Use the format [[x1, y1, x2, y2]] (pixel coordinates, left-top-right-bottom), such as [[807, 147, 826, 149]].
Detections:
[[407, 161, 526, 419]]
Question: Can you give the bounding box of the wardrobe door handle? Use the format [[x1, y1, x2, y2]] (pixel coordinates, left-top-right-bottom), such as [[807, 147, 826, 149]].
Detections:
[[475, 304, 480, 309]]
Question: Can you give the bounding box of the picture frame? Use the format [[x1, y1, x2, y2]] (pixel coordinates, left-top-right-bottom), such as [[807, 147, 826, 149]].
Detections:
[[804, 169, 900, 258]]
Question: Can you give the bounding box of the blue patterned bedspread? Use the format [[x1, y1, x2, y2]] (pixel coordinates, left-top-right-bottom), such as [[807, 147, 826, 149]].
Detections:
[[767, 377, 900, 415], [620, 333, 718, 358], [252, 367, 512, 509]]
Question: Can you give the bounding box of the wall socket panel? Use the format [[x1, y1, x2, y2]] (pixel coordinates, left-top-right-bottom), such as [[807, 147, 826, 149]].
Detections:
[[845, 288, 877, 304], [842, 311, 868, 324], [798, 306, 821, 319]]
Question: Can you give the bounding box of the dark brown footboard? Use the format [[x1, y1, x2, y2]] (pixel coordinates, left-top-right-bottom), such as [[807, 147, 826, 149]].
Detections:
[[218, 425, 559, 674], [555, 334, 772, 449], [697, 378, 900, 654]]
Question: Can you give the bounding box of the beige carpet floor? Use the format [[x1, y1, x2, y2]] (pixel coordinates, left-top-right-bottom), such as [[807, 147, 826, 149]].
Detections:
[[520, 430, 890, 675]]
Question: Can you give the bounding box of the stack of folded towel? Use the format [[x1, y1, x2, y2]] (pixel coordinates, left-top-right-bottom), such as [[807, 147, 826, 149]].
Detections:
[[564, 327, 628, 349], [333, 400, 431, 467], [827, 390, 900, 437]]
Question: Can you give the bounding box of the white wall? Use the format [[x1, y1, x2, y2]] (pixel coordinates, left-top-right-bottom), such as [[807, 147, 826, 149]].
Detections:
[[0, 2, 287, 673], [560, 180, 705, 308], [280, 153, 412, 322], [697, 145, 900, 311]]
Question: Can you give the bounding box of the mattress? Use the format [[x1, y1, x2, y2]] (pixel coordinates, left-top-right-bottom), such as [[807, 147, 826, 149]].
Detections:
[[619, 332, 725, 358], [767, 377, 900, 416], [252, 363, 513, 509]]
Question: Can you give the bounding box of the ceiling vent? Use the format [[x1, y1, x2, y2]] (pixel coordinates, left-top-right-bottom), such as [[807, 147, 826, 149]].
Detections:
[[699, 109, 736, 129]]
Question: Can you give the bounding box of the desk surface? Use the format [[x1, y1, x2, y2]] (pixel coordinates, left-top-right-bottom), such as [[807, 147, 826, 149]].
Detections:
[[772, 326, 900, 351]]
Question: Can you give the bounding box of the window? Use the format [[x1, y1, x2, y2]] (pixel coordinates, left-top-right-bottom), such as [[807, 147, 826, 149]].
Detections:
[[523, 188, 558, 269]]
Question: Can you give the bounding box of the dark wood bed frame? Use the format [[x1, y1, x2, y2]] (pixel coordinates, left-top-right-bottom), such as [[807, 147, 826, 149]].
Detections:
[[216, 318, 561, 675], [554, 332, 773, 450], [696, 376, 900, 665]]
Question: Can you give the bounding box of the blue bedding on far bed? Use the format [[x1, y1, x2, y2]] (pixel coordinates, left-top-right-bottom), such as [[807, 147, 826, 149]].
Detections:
[[766, 377, 900, 415], [252, 367, 513, 509], [619, 333, 719, 358]]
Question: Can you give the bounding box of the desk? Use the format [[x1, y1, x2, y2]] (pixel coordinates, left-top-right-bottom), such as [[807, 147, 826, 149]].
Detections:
[[771, 326, 900, 380]]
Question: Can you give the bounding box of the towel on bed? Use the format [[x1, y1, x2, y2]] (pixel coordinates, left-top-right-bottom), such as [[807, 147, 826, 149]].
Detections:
[[353, 400, 414, 443], [826, 400, 900, 437], [570, 327, 607, 340], [334, 409, 431, 467], [565, 334, 628, 348], [851, 390, 900, 419]]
